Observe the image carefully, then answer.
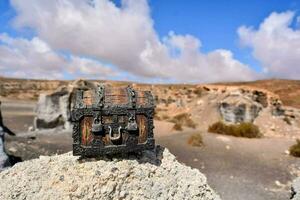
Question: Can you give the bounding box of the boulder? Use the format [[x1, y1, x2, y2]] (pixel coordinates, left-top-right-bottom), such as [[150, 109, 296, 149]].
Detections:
[[0, 102, 16, 170], [219, 90, 262, 123], [33, 80, 96, 130], [0, 146, 220, 200], [291, 177, 300, 200], [0, 127, 9, 170]]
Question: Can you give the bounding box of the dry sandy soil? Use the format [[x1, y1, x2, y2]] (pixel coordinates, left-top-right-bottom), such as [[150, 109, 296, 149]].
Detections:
[[1, 99, 300, 200]]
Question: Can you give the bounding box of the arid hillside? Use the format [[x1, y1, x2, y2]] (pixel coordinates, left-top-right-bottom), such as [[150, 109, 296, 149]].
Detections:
[[216, 79, 300, 109], [1, 77, 299, 108]]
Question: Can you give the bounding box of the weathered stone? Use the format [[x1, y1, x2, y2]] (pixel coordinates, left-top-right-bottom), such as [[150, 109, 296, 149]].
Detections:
[[34, 91, 69, 130], [33, 80, 96, 130], [0, 126, 9, 170], [219, 90, 262, 123], [0, 101, 16, 170], [291, 177, 300, 200], [252, 90, 268, 107], [271, 98, 285, 116], [0, 147, 220, 200]]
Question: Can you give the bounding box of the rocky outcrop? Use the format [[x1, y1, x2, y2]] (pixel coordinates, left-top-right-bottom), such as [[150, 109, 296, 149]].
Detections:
[[291, 177, 300, 200], [33, 80, 96, 130], [0, 102, 16, 170], [34, 90, 70, 130], [0, 127, 9, 170], [0, 147, 220, 200], [219, 90, 263, 123]]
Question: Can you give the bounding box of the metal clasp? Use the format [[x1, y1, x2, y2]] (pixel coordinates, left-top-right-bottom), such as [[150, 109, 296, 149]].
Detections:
[[108, 126, 122, 141], [126, 115, 138, 132], [92, 117, 103, 134]]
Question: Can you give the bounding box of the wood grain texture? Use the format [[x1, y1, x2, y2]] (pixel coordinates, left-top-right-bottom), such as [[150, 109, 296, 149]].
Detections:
[[137, 91, 149, 106], [80, 117, 93, 146], [83, 90, 93, 106], [105, 87, 128, 105], [137, 115, 148, 143]]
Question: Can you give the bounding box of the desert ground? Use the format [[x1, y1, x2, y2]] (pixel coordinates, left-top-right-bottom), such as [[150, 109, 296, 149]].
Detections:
[[1, 77, 300, 200]]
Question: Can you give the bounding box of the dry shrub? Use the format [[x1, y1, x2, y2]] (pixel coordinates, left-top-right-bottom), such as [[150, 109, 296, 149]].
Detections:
[[283, 116, 292, 125], [193, 88, 203, 97], [170, 113, 197, 129], [154, 109, 161, 120], [172, 123, 183, 131], [154, 115, 161, 120], [290, 139, 300, 157], [187, 133, 203, 147], [161, 114, 170, 120], [208, 121, 262, 138]]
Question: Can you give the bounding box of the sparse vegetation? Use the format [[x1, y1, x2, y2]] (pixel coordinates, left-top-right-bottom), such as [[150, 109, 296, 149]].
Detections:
[[193, 87, 203, 97], [283, 116, 292, 125], [169, 113, 197, 129], [208, 121, 262, 138], [289, 139, 300, 157], [187, 133, 203, 147], [154, 115, 161, 120], [172, 123, 183, 131], [161, 114, 170, 120]]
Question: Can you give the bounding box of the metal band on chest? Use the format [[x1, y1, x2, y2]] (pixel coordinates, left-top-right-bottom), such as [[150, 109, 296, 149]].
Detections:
[[127, 86, 136, 108], [96, 84, 105, 108]]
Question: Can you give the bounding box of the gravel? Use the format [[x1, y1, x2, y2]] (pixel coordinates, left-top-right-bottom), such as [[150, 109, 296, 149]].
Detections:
[[0, 146, 220, 200]]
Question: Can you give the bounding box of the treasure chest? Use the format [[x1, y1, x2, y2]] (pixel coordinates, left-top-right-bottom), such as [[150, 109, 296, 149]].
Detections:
[[71, 85, 155, 156]]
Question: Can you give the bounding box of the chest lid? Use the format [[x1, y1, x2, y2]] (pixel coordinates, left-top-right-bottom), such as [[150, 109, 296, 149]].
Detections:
[[74, 85, 154, 109]]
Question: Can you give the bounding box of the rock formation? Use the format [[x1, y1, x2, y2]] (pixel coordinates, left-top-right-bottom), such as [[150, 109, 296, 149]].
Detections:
[[291, 177, 300, 200], [219, 89, 263, 123], [33, 80, 96, 131], [0, 101, 16, 170], [0, 146, 220, 200], [0, 127, 9, 170]]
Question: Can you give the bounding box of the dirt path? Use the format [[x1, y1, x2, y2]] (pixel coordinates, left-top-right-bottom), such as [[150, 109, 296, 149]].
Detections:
[[157, 131, 299, 200], [1, 100, 36, 133]]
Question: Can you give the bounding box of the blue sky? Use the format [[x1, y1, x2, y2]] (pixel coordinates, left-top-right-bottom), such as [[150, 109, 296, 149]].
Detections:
[[150, 0, 300, 72], [0, 0, 300, 82]]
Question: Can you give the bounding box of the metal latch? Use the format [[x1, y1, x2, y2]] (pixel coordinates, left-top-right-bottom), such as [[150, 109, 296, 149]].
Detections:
[[126, 115, 138, 132], [91, 117, 103, 134], [109, 126, 122, 141]]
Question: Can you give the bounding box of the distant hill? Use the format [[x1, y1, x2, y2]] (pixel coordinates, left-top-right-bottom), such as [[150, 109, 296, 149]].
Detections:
[[215, 79, 300, 109], [0, 77, 299, 108]]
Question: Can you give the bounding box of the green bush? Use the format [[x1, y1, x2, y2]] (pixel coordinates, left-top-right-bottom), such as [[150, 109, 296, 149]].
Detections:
[[208, 121, 262, 138], [187, 133, 203, 147], [290, 139, 300, 157]]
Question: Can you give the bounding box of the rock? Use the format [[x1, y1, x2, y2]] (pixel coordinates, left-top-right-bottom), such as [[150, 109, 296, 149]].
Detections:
[[252, 90, 268, 107], [0, 127, 9, 170], [270, 98, 285, 116], [33, 80, 96, 130], [219, 90, 262, 123], [0, 101, 17, 170], [291, 177, 300, 200], [0, 147, 220, 200], [34, 92, 69, 129]]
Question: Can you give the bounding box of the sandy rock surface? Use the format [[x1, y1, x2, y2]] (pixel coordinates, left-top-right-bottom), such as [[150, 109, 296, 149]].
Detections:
[[0, 146, 220, 200], [292, 177, 300, 200]]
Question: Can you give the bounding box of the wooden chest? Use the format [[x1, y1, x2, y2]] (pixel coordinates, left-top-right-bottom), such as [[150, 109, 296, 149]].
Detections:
[[71, 85, 155, 156]]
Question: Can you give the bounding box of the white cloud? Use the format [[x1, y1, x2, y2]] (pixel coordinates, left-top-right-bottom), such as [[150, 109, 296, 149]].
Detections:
[[0, 33, 116, 79], [238, 11, 300, 79], [7, 0, 257, 82]]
